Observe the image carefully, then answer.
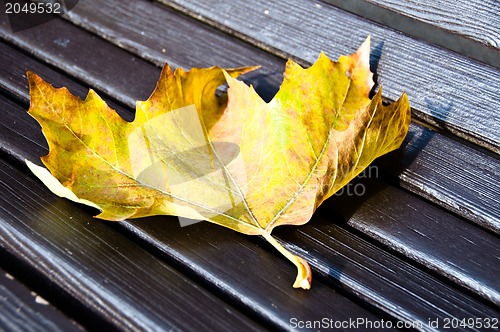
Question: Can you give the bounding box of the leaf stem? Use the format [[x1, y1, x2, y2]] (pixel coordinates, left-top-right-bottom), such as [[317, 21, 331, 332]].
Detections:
[[262, 232, 311, 289]]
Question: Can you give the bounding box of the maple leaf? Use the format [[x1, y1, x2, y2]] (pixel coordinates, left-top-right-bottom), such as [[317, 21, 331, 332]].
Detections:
[[26, 37, 411, 289]]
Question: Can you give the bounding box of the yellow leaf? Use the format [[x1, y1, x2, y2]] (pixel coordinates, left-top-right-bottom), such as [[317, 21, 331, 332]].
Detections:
[[27, 37, 410, 289]]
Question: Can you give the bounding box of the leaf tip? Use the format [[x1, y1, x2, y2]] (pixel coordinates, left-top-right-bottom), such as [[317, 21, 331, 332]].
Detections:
[[360, 35, 371, 51], [25, 69, 38, 81], [348, 35, 374, 92], [26, 70, 44, 95], [355, 35, 371, 65], [25, 159, 102, 212], [222, 69, 241, 87]]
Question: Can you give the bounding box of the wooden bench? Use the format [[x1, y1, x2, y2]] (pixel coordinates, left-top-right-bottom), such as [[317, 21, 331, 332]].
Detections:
[[1, 0, 498, 330]]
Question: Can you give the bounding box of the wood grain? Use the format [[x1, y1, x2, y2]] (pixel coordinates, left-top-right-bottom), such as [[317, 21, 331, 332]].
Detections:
[[378, 123, 500, 233], [346, 0, 500, 48], [157, 0, 500, 153], [119, 217, 500, 330], [320, 0, 500, 67], [275, 222, 500, 323], [318, 179, 500, 305], [0, 268, 83, 332], [118, 221, 390, 329]]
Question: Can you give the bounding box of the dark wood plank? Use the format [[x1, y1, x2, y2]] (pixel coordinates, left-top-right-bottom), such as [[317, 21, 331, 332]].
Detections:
[[0, 3, 284, 102], [0, 13, 160, 109], [118, 222, 394, 330], [0, 267, 83, 332], [1, 6, 497, 233], [378, 123, 500, 233], [0, 156, 267, 331], [318, 178, 500, 305], [274, 222, 500, 324], [0, 44, 498, 327], [120, 217, 500, 330], [61, 0, 285, 79], [320, 0, 500, 68], [157, 0, 500, 153]]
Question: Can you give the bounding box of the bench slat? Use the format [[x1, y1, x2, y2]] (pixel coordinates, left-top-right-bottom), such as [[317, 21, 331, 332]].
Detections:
[[353, 0, 500, 48], [119, 217, 500, 328], [320, 0, 500, 68], [0, 268, 83, 332], [119, 221, 392, 329], [157, 0, 500, 153], [378, 124, 499, 233], [319, 180, 500, 305], [275, 222, 500, 321]]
